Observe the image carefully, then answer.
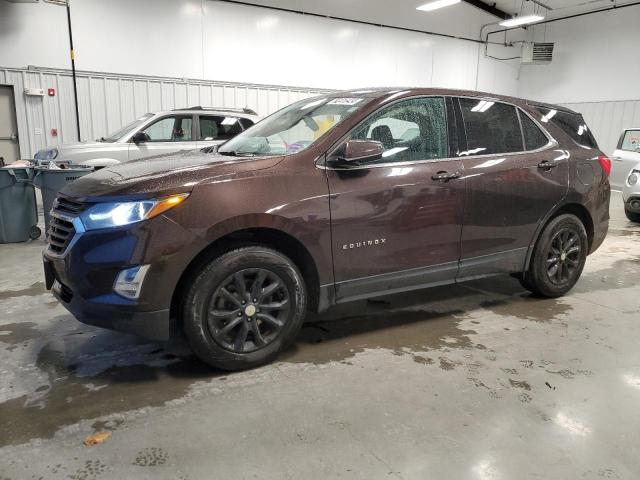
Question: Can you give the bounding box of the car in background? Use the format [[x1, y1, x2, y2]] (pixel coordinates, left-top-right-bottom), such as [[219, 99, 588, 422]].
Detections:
[[33, 107, 259, 168], [611, 128, 640, 189], [623, 162, 640, 222]]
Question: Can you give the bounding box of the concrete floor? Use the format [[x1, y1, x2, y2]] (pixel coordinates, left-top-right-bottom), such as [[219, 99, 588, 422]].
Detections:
[[1, 191, 639, 479]]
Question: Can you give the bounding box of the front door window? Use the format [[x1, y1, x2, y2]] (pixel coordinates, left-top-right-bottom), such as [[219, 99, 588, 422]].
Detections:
[[140, 115, 193, 142], [347, 97, 449, 163]]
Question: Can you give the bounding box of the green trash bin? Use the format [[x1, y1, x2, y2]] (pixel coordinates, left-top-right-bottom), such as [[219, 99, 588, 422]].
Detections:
[[34, 166, 94, 233], [0, 167, 41, 243]]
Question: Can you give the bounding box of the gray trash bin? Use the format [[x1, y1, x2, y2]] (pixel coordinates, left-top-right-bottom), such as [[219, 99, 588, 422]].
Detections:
[[0, 167, 41, 243], [34, 166, 94, 233]]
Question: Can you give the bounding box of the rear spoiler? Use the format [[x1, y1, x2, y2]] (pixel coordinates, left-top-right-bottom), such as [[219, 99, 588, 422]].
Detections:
[[526, 101, 580, 116]]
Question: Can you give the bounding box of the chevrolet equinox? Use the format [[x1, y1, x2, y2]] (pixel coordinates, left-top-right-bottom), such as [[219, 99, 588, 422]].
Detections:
[[43, 88, 611, 370]]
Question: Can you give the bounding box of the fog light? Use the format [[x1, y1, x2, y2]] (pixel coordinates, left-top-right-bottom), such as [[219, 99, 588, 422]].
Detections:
[[114, 265, 150, 299], [628, 173, 638, 186]]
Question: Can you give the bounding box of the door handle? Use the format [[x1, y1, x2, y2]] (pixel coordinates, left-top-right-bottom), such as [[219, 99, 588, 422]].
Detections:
[[537, 161, 558, 170], [612, 156, 623, 161], [431, 171, 461, 182]]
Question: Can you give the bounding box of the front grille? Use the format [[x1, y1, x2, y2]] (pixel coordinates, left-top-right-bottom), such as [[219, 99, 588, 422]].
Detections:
[[55, 197, 85, 215], [47, 196, 86, 255]]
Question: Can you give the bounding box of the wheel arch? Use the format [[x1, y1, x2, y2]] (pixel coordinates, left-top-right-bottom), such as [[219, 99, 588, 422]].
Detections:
[[524, 202, 594, 271], [170, 226, 322, 326]]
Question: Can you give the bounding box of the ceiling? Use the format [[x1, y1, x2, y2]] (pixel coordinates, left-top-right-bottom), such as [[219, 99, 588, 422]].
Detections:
[[228, 0, 639, 34]]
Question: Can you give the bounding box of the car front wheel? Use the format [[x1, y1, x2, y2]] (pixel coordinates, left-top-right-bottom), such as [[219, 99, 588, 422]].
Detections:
[[520, 214, 588, 298], [182, 246, 307, 370]]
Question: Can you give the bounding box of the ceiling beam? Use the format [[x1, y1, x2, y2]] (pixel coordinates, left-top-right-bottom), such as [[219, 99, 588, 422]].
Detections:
[[462, 0, 510, 19]]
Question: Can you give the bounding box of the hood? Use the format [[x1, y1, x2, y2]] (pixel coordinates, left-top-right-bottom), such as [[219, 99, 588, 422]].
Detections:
[[53, 141, 113, 153], [61, 150, 284, 201]]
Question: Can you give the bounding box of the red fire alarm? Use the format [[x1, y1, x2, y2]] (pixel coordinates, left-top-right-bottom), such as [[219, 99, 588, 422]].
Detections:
[[51, 128, 58, 137], [47, 88, 55, 96]]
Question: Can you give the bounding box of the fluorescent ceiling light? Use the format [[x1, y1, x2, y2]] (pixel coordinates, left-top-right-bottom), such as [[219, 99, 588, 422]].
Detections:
[[417, 0, 461, 12], [499, 15, 545, 27]]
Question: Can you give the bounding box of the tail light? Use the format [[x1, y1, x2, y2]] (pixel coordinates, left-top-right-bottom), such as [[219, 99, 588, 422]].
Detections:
[[598, 155, 611, 177]]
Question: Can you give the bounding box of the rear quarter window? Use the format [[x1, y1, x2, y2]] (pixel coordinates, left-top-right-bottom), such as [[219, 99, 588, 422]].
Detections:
[[535, 107, 598, 148], [519, 110, 549, 150]]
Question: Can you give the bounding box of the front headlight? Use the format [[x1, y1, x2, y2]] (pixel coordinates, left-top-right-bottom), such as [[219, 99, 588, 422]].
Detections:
[[79, 193, 189, 231], [34, 148, 58, 160], [628, 172, 639, 186]]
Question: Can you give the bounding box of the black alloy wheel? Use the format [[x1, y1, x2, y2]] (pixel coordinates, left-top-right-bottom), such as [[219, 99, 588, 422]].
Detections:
[[207, 268, 291, 353], [545, 228, 582, 285]]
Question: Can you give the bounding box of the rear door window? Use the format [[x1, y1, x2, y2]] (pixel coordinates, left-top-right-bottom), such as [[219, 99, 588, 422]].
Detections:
[[239, 118, 255, 130], [619, 129, 640, 152], [458, 99, 523, 155], [519, 110, 549, 151], [199, 115, 243, 141], [535, 107, 598, 148]]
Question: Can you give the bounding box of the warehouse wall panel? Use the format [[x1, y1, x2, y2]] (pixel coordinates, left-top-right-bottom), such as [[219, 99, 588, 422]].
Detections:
[[0, 66, 330, 158], [519, 6, 640, 104], [562, 100, 640, 157]]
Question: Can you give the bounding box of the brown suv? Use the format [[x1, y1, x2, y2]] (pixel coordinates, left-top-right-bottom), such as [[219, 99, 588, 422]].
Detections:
[[43, 88, 611, 370]]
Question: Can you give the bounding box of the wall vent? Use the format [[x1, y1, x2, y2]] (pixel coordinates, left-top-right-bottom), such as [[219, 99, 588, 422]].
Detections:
[[521, 42, 554, 64]]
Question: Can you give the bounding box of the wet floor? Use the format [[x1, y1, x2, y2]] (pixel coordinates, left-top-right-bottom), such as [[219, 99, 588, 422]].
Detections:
[[1, 192, 640, 479]]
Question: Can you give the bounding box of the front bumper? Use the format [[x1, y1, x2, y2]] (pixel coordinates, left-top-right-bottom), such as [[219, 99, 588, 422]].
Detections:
[[43, 214, 204, 341], [45, 261, 171, 340]]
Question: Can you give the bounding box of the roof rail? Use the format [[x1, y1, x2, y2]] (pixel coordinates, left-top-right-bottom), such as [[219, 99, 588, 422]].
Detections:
[[176, 106, 258, 115]]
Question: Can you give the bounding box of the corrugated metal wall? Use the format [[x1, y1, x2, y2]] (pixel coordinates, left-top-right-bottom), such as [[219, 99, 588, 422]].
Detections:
[[561, 100, 640, 156], [0, 66, 331, 159], [6, 65, 637, 161]]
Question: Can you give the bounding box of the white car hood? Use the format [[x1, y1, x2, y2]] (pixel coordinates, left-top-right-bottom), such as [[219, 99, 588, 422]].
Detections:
[[55, 141, 116, 153]]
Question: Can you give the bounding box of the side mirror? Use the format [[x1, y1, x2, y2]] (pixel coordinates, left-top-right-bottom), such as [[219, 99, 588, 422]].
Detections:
[[132, 131, 149, 144], [329, 139, 384, 167]]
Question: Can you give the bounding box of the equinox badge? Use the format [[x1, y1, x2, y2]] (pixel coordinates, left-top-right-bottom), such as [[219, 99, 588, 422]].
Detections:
[[342, 238, 387, 250]]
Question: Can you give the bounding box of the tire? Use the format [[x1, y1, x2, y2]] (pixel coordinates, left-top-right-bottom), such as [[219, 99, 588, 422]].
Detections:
[[516, 272, 536, 292], [182, 246, 307, 371], [522, 214, 588, 298], [625, 207, 640, 223]]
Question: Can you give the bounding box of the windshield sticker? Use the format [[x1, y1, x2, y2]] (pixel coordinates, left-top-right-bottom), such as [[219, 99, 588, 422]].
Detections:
[[328, 98, 363, 106]]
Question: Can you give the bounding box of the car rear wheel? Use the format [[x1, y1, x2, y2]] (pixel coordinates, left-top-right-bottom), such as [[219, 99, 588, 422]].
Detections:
[[182, 246, 307, 370], [520, 214, 588, 298], [625, 207, 640, 223]]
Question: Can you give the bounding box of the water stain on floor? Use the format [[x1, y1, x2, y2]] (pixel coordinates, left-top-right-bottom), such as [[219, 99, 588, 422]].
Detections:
[[0, 274, 589, 448], [0, 281, 45, 300], [0, 321, 40, 345], [0, 331, 214, 447]]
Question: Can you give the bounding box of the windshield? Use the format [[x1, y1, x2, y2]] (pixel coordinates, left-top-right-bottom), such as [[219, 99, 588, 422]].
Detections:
[[101, 113, 154, 142], [218, 96, 367, 156]]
